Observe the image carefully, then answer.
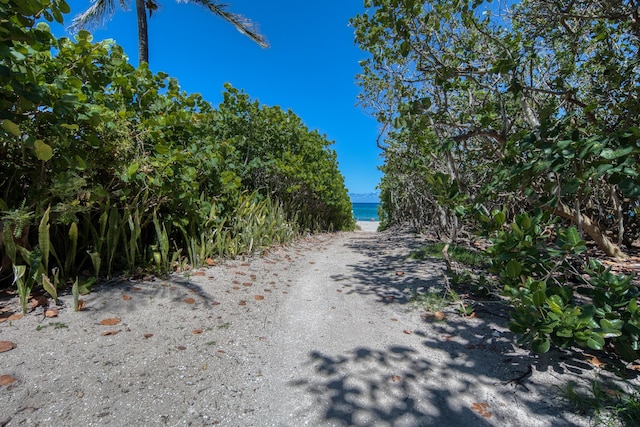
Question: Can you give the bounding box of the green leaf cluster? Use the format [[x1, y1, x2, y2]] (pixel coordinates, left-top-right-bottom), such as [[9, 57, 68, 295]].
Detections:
[[487, 210, 639, 361]]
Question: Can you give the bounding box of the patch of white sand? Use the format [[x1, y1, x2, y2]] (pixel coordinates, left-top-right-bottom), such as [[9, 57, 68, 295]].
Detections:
[[356, 220, 379, 232]]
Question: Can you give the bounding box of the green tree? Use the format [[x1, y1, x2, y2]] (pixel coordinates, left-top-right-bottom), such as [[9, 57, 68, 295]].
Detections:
[[352, 0, 640, 259], [69, 0, 269, 64], [352, 0, 640, 362]]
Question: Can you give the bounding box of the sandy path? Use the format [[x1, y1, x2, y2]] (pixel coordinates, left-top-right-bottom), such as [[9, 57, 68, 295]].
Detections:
[[0, 230, 621, 426]]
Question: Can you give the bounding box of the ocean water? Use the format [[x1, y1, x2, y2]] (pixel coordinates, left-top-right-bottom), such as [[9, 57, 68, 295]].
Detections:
[[352, 203, 380, 221]]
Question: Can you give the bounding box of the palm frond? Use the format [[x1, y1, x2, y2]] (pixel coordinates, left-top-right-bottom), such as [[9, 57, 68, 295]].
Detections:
[[68, 0, 130, 33], [147, 0, 162, 17], [179, 0, 269, 48]]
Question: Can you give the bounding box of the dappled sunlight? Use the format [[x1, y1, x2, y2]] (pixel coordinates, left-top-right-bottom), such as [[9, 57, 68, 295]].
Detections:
[[306, 230, 613, 426], [332, 231, 444, 305]]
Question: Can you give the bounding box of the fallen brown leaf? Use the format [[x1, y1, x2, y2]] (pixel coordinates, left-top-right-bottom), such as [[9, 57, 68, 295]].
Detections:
[[184, 297, 196, 304], [586, 354, 605, 368], [101, 330, 120, 336], [391, 318, 398, 322], [143, 333, 154, 339], [239, 300, 247, 306], [44, 308, 59, 318], [132, 286, 142, 291], [396, 271, 404, 276], [122, 294, 132, 301], [602, 387, 622, 398], [206, 258, 215, 266], [7, 313, 23, 321], [0, 375, 18, 386], [193, 271, 205, 277], [192, 329, 203, 334], [403, 329, 412, 335], [390, 375, 402, 382], [471, 402, 492, 418], [76, 300, 86, 311], [211, 301, 220, 306], [434, 311, 446, 321], [177, 345, 186, 350], [30, 295, 48, 309], [99, 318, 121, 326], [0, 341, 17, 353], [242, 282, 253, 287], [254, 295, 264, 301]]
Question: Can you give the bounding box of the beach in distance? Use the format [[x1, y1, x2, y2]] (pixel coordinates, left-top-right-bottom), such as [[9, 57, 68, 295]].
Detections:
[[353, 202, 380, 232], [356, 220, 379, 232]]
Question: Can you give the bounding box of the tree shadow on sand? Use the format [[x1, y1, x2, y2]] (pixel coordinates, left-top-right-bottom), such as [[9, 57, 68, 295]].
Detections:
[[331, 231, 445, 305], [295, 230, 630, 426]]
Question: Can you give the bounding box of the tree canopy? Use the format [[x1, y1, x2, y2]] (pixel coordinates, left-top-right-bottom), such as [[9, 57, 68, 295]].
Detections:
[[352, 0, 640, 258]]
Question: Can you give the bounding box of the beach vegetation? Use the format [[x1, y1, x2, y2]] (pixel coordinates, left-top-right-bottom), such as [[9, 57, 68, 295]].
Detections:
[[0, 0, 354, 294], [353, 0, 640, 364], [409, 242, 487, 268], [562, 378, 640, 427]]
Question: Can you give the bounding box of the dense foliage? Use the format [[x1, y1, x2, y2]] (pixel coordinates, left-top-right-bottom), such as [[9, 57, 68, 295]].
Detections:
[[353, 0, 640, 361], [0, 0, 353, 307]]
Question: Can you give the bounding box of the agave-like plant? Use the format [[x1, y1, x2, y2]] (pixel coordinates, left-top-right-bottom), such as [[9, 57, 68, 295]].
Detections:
[[69, 0, 268, 64]]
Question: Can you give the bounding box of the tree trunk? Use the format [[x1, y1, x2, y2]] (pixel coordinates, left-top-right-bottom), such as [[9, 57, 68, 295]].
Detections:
[[550, 201, 629, 260], [136, 0, 149, 64]]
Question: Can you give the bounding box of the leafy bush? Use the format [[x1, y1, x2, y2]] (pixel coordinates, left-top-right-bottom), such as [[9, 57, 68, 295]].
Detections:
[[485, 209, 639, 361], [0, 0, 353, 297]]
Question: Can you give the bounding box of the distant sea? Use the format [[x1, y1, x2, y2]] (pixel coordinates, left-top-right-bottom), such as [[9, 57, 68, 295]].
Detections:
[[352, 202, 380, 221]]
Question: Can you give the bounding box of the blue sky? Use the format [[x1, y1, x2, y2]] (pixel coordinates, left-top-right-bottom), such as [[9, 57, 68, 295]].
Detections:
[[48, 0, 383, 195]]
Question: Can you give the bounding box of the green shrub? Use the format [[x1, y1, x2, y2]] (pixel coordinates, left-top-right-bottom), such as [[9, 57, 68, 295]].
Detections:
[[0, 0, 353, 294], [485, 209, 639, 361]]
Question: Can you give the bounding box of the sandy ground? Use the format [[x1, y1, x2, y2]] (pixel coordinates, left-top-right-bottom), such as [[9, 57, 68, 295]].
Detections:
[[356, 221, 379, 233], [0, 229, 635, 426]]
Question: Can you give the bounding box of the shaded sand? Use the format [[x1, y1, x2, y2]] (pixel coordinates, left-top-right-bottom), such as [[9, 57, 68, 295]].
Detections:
[[357, 220, 380, 232]]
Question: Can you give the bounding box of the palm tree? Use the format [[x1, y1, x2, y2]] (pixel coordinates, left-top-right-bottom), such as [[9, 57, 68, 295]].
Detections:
[[69, 0, 269, 64]]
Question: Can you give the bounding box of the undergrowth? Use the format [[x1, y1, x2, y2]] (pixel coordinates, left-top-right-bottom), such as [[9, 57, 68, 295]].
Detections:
[[562, 379, 640, 427], [409, 242, 488, 268]]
